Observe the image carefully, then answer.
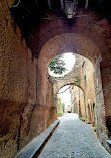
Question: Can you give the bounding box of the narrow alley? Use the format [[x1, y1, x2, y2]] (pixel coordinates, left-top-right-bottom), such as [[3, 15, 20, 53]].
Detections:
[[1, 1, 111, 157], [38, 114, 111, 158]]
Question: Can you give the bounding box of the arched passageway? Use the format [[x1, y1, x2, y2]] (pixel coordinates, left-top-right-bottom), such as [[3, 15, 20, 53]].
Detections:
[[37, 33, 110, 152], [0, 1, 111, 157], [53, 53, 96, 122], [53, 53, 85, 94]]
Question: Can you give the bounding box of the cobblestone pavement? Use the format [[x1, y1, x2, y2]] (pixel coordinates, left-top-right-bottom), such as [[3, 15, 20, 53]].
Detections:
[[38, 113, 111, 158]]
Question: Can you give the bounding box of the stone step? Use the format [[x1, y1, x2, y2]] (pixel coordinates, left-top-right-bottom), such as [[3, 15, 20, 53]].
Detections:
[[107, 137, 111, 145]]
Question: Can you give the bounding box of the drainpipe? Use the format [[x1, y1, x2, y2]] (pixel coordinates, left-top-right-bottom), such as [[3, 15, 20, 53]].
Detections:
[[83, 91, 87, 119], [78, 88, 80, 117], [35, 58, 38, 105]]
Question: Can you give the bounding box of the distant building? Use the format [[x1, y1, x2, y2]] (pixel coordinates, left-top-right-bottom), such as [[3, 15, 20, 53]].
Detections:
[[70, 56, 96, 123], [57, 96, 63, 114]]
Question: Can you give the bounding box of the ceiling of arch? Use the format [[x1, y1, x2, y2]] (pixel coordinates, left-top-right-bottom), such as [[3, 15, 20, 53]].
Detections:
[[6, 0, 111, 60], [39, 33, 101, 66], [9, 0, 111, 37]]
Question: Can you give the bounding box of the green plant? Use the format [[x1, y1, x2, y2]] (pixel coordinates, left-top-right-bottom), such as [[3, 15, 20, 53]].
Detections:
[[79, 117, 86, 122], [62, 103, 65, 113], [51, 76, 57, 82], [92, 126, 97, 132], [57, 113, 63, 116], [53, 93, 58, 101], [74, 76, 81, 86], [48, 54, 67, 74], [53, 93, 58, 107]]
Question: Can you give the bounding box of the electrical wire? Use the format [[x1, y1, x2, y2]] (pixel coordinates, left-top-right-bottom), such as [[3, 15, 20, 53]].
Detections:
[[0, 0, 21, 19], [58, 85, 71, 94], [6, 0, 21, 8], [10, 0, 20, 8]]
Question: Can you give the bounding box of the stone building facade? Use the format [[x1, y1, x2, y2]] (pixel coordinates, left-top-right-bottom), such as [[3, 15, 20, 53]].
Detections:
[[57, 96, 63, 114], [69, 56, 96, 123], [70, 85, 85, 117]]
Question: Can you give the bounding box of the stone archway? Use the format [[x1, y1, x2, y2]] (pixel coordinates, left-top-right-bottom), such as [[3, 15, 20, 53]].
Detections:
[[39, 33, 101, 65], [52, 53, 94, 120], [29, 15, 111, 154], [37, 33, 110, 152], [53, 53, 87, 94]]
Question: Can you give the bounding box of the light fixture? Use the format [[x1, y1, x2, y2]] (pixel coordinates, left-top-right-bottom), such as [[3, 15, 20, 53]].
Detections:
[[64, 0, 78, 19]]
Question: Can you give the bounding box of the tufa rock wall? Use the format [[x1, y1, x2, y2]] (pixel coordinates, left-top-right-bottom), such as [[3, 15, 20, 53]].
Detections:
[[0, 1, 56, 157]]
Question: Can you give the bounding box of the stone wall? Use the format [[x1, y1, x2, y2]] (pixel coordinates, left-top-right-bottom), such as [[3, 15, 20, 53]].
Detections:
[[80, 89, 86, 118], [81, 57, 96, 121], [53, 53, 85, 94], [0, 1, 56, 157], [0, 3, 36, 157], [64, 55, 95, 120], [101, 61, 111, 137]]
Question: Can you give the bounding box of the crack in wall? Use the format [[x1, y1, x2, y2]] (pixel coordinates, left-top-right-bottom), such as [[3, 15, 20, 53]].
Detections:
[[27, 59, 38, 134], [17, 102, 27, 151]]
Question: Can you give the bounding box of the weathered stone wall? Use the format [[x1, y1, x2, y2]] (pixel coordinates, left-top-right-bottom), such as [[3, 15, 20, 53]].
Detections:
[[0, 1, 56, 157], [37, 56, 57, 129], [70, 85, 81, 115], [81, 57, 96, 121], [53, 54, 85, 94], [101, 61, 111, 137], [94, 62, 109, 151], [0, 2, 36, 157], [57, 96, 63, 114], [64, 56, 95, 119], [80, 90, 85, 118]]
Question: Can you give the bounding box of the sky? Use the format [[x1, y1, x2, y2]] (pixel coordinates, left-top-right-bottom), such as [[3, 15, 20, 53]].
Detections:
[[58, 85, 71, 108], [48, 52, 75, 109]]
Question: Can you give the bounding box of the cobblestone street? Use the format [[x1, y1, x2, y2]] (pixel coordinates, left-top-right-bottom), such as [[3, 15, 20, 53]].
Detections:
[[38, 113, 111, 158]]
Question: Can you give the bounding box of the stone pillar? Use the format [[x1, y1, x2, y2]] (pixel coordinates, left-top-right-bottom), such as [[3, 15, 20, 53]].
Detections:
[[101, 60, 111, 137], [94, 61, 109, 151]]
